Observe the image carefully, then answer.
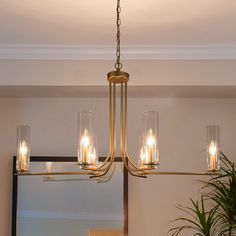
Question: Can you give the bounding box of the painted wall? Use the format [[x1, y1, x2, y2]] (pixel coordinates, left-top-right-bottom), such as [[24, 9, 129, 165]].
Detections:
[[0, 98, 236, 236]]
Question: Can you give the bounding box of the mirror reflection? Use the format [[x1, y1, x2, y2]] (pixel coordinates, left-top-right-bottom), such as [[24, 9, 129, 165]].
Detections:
[[17, 161, 124, 236]]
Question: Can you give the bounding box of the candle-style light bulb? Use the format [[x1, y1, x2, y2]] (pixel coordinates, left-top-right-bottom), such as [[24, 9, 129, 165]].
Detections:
[[206, 125, 220, 172], [209, 141, 217, 156], [208, 140, 217, 171], [78, 111, 98, 167], [139, 146, 148, 166], [16, 125, 30, 172], [20, 140, 28, 155], [147, 129, 156, 164], [80, 129, 91, 163], [19, 140, 28, 171], [147, 129, 155, 147], [81, 129, 90, 147], [139, 111, 159, 168], [88, 146, 97, 165], [79, 128, 97, 166]]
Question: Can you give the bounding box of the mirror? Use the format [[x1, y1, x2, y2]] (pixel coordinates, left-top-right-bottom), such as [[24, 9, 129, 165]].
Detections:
[[12, 157, 128, 236]]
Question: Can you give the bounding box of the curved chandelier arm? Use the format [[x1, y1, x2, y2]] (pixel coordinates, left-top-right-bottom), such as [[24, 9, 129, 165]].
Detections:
[[90, 83, 117, 178], [89, 0, 153, 178], [96, 162, 117, 183], [142, 171, 219, 176], [90, 152, 115, 178], [122, 82, 156, 173], [81, 82, 114, 172], [119, 83, 147, 178], [121, 154, 147, 178], [17, 171, 95, 176], [123, 83, 140, 170]]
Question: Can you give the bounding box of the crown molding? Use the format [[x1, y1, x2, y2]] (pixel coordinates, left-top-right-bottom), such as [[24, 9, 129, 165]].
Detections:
[[0, 44, 236, 60], [1, 86, 236, 98]]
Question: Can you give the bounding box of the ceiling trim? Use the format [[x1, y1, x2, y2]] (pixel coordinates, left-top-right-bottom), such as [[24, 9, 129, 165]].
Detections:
[[1, 86, 236, 98], [0, 45, 236, 60]]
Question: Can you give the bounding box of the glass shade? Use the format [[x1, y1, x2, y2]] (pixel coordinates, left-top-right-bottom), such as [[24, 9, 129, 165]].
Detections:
[[78, 111, 98, 167], [16, 125, 30, 172], [206, 125, 220, 172], [44, 162, 53, 180], [139, 111, 159, 168], [45, 162, 53, 173]]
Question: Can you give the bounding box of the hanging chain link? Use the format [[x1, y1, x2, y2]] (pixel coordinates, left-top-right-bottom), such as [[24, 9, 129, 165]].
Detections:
[[115, 0, 122, 71]]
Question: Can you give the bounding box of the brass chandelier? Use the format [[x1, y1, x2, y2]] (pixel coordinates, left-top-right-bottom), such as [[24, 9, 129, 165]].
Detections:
[[16, 0, 221, 178]]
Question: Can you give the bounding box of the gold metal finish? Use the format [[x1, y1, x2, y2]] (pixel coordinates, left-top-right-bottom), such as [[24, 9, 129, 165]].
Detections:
[[144, 171, 220, 176], [16, 171, 94, 176], [16, 170, 220, 177], [107, 71, 129, 83], [115, 0, 122, 71], [15, 0, 223, 179], [43, 179, 92, 182]]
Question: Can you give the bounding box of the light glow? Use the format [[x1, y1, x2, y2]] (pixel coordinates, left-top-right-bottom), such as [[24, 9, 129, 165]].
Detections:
[[209, 141, 217, 157], [79, 129, 97, 166], [208, 140, 218, 171], [146, 129, 156, 147], [18, 140, 29, 171], [81, 129, 90, 147], [139, 128, 159, 167], [140, 146, 148, 166], [20, 140, 28, 156]]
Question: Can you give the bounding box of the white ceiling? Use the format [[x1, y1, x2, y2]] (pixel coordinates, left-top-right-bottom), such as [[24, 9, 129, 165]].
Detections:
[[0, 0, 236, 45], [0, 0, 236, 95]]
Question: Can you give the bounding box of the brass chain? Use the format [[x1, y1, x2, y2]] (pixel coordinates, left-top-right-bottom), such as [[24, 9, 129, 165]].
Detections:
[[115, 0, 122, 71]]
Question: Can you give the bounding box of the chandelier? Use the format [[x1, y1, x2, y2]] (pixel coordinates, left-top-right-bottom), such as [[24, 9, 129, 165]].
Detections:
[[15, 0, 221, 178]]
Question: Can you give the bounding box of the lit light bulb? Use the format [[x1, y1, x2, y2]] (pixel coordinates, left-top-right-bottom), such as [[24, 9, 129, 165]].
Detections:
[[81, 129, 90, 147], [20, 140, 28, 156], [140, 146, 148, 166], [208, 140, 218, 171], [140, 129, 157, 165], [209, 141, 217, 156], [88, 146, 97, 165], [146, 129, 156, 147], [80, 129, 95, 164], [18, 140, 29, 171]]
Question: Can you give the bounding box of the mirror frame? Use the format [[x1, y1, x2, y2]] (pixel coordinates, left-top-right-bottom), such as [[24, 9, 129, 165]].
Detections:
[[12, 156, 128, 236]]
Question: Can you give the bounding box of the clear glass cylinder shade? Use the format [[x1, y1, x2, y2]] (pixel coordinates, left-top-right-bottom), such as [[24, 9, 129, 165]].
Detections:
[[206, 125, 220, 172], [44, 162, 53, 180], [78, 111, 98, 167], [139, 111, 159, 167], [16, 125, 30, 172]]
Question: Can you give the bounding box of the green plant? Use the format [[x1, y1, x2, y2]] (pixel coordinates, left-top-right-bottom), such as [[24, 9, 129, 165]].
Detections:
[[204, 153, 236, 236], [169, 153, 236, 236], [169, 197, 219, 236]]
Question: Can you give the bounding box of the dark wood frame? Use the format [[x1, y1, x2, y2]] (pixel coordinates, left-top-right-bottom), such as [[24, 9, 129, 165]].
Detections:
[[12, 156, 128, 236]]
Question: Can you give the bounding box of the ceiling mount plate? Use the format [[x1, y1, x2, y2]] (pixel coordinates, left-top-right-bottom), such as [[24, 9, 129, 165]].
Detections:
[[107, 71, 129, 83]]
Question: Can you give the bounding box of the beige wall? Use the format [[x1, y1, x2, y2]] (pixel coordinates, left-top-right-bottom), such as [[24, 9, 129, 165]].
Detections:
[[0, 98, 236, 236]]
